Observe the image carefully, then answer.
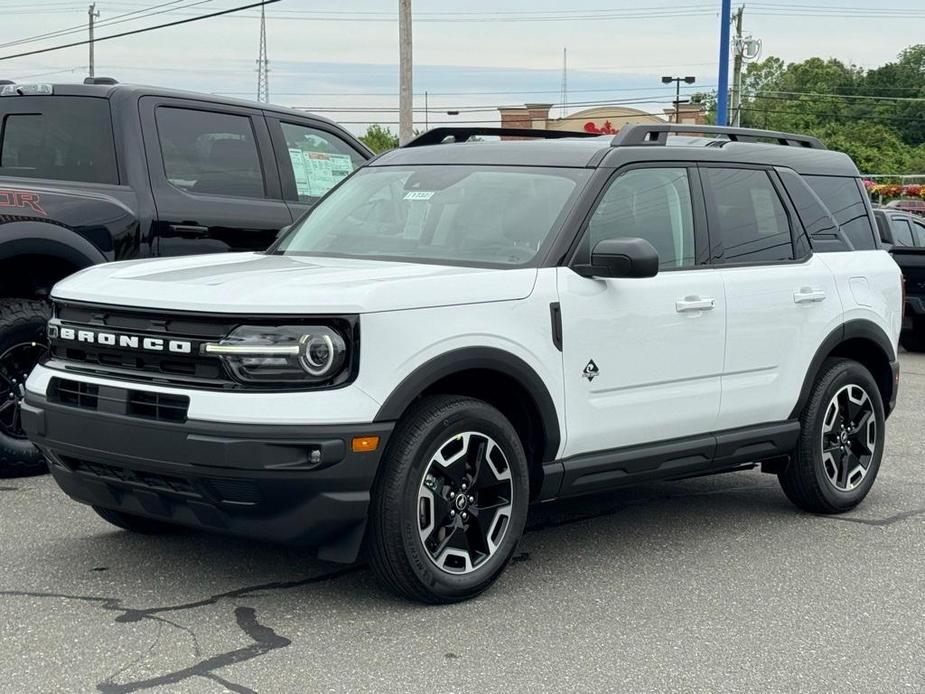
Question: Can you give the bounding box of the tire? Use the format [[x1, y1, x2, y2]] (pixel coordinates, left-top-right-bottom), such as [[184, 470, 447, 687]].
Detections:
[[0, 299, 51, 478], [368, 395, 530, 604], [899, 320, 925, 352], [779, 358, 885, 514], [93, 506, 180, 534]]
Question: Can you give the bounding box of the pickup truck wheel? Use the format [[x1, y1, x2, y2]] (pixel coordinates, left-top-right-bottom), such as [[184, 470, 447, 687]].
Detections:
[[93, 506, 180, 534], [0, 299, 51, 478], [368, 396, 529, 603], [779, 358, 884, 514]]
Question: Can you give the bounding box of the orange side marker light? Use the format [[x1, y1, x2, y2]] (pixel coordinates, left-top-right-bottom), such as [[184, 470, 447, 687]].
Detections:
[[352, 436, 380, 453]]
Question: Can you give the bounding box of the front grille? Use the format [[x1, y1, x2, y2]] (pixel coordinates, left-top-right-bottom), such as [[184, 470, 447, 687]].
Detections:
[[49, 377, 190, 423], [126, 390, 189, 423]]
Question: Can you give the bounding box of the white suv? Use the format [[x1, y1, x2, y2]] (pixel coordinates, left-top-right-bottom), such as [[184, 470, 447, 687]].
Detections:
[[23, 125, 902, 603]]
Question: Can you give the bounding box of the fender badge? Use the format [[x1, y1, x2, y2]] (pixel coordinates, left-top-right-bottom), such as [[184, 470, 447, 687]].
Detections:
[[582, 360, 600, 381]]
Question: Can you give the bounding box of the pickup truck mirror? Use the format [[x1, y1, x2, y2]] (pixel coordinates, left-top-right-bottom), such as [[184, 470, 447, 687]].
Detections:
[[575, 238, 659, 279]]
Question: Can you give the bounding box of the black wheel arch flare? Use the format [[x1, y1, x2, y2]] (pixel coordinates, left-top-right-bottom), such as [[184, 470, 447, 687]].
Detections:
[[790, 319, 898, 419], [374, 347, 562, 463]]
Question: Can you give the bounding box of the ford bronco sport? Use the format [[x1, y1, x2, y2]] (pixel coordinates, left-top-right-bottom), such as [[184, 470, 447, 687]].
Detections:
[[23, 124, 902, 603]]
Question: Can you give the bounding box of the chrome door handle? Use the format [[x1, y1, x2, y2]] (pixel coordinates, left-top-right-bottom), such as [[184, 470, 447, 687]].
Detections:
[[676, 296, 716, 312], [793, 287, 826, 304]]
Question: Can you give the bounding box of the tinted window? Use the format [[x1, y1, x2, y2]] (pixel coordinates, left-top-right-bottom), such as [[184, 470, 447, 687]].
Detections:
[[891, 218, 915, 247], [584, 168, 696, 269], [0, 97, 117, 184], [280, 122, 364, 203], [804, 175, 877, 250], [703, 167, 793, 263], [156, 107, 264, 198], [913, 220, 925, 247], [275, 165, 588, 267]]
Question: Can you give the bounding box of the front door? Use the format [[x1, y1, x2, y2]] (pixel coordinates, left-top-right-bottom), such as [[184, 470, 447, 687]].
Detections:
[[557, 165, 724, 459], [140, 97, 293, 256]]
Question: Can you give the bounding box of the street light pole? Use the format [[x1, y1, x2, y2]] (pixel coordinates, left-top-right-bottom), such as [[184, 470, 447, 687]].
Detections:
[[662, 76, 696, 124], [398, 0, 413, 145]]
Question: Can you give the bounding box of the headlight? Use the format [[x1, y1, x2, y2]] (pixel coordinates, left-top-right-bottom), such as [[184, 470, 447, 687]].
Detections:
[[202, 325, 348, 385]]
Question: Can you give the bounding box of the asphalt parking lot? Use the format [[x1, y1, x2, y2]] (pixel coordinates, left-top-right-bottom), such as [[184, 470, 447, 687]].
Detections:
[[2, 355, 924, 694]]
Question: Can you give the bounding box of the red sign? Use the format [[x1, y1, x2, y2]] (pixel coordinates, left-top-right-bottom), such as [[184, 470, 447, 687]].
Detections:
[[583, 120, 619, 135], [0, 190, 46, 216]]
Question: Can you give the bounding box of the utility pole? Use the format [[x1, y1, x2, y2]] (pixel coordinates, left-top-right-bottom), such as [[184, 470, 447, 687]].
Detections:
[[256, 2, 269, 103], [716, 0, 732, 125], [398, 0, 413, 144], [88, 3, 100, 78], [731, 5, 744, 127], [560, 47, 567, 117]]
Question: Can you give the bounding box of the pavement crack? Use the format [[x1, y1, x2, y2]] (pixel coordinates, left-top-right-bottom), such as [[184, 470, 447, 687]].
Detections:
[[815, 507, 925, 527], [97, 607, 290, 694]]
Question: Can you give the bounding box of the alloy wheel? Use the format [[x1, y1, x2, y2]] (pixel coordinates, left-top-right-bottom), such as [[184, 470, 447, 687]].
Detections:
[[0, 342, 45, 439], [417, 431, 514, 574], [820, 383, 877, 492]]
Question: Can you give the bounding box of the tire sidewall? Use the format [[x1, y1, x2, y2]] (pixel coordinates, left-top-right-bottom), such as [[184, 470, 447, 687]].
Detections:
[[396, 402, 529, 600], [0, 301, 49, 469], [804, 361, 885, 509]]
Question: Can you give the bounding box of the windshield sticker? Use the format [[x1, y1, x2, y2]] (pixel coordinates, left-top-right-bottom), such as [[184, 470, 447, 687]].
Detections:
[[404, 191, 435, 200], [289, 149, 354, 198]]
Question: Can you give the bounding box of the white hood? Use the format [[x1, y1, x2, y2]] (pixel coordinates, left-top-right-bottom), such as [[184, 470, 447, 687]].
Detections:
[[52, 253, 538, 314]]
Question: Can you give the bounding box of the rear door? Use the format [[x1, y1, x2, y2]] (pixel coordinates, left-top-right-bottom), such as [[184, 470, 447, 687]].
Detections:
[[703, 165, 842, 430], [140, 96, 293, 256], [265, 116, 369, 222]]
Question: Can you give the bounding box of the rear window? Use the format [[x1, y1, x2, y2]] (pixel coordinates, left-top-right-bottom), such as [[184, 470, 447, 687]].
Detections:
[[0, 97, 118, 184], [803, 175, 877, 250]]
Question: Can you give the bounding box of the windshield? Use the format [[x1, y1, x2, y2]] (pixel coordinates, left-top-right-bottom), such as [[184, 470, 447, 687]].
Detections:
[[273, 165, 590, 267]]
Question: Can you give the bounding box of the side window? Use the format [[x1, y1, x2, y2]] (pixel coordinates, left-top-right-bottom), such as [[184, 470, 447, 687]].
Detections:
[[155, 107, 264, 198], [803, 175, 877, 250], [0, 97, 117, 184], [703, 167, 793, 263], [778, 168, 836, 254], [583, 167, 696, 269], [280, 122, 364, 202], [913, 221, 925, 247], [891, 218, 914, 247]]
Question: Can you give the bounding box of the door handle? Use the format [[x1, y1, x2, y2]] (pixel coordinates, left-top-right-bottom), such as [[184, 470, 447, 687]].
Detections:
[[168, 224, 209, 237], [675, 295, 716, 313], [793, 287, 826, 304]]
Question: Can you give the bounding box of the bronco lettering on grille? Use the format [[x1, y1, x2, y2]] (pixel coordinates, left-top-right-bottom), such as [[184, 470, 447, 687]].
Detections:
[[55, 326, 192, 354]]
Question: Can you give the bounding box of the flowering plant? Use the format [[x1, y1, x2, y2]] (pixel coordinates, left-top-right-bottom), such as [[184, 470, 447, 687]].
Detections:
[[863, 180, 925, 200]]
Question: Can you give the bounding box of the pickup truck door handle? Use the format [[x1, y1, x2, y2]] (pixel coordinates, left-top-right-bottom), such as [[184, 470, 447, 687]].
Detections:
[[168, 224, 209, 237], [675, 295, 716, 313], [793, 287, 826, 304]]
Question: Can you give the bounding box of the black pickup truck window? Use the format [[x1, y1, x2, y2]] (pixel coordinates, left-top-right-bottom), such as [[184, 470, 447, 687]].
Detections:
[[0, 97, 117, 185], [280, 122, 365, 203], [155, 107, 265, 199]]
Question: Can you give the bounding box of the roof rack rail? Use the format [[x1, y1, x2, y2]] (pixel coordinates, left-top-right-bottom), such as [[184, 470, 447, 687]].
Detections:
[[0, 80, 14, 86], [612, 124, 826, 150], [404, 126, 598, 148], [83, 76, 118, 85]]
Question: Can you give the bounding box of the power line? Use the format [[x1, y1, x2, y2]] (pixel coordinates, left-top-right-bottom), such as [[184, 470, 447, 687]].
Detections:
[[0, 0, 280, 62]]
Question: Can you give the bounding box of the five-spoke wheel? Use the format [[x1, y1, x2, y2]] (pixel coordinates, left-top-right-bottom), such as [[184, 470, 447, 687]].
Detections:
[[820, 384, 877, 492]]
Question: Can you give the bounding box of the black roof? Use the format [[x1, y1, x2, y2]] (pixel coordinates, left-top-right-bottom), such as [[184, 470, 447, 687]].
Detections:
[[25, 81, 343, 128], [373, 125, 860, 177]]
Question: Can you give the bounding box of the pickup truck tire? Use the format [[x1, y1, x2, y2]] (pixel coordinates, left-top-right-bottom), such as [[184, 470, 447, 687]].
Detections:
[[367, 396, 529, 604], [0, 299, 51, 478], [92, 506, 181, 534], [779, 358, 884, 514]]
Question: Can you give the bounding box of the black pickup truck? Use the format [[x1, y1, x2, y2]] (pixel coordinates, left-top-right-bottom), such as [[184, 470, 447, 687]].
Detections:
[[874, 208, 925, 351], [0, 80, 372, 476]]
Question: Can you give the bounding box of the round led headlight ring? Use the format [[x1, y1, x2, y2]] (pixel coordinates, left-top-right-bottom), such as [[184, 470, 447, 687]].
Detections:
[[299, 334, 335, 376]]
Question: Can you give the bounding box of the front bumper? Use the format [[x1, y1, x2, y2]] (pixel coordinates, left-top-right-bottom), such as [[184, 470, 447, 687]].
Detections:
[[22, 393, 393, 563]]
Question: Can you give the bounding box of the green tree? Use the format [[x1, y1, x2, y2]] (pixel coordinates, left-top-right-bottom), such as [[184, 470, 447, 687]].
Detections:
[[360, 124, 399, 153]]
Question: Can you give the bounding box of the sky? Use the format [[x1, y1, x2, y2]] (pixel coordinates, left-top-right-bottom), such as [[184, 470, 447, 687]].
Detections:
[[2, 0, 924, 135]]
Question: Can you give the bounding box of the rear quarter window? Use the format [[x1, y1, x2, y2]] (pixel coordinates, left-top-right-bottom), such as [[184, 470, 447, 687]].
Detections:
[[0, 97, 118, 185], [803, 175, 877, 251]]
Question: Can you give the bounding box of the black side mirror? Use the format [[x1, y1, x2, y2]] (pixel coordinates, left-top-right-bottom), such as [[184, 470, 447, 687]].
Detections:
[[575, 237, 659, 278]]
